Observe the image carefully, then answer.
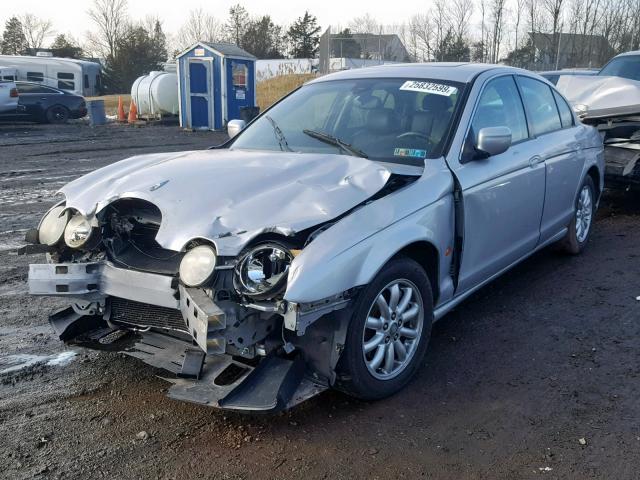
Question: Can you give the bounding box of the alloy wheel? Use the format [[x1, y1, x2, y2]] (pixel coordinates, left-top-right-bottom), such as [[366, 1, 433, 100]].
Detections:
[[362, 279, 424, 380], [575, 185, 593, 243]]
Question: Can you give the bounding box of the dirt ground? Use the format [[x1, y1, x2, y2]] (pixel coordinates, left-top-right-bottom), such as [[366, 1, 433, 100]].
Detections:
[[0, 121, 639, 480]]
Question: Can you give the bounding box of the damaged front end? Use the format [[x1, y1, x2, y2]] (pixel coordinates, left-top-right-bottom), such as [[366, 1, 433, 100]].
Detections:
[[556, 75, 640, 189], [23, 150, 420, 412]]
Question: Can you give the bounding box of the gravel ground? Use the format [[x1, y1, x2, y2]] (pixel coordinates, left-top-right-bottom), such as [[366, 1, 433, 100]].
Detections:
[[0, 122, 639, 480]]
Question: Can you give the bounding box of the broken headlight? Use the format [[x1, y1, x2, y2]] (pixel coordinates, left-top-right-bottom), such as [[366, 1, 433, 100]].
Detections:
[[179, 244, 217, 287], [234, 243, 293, 300], [64, 213, 96, 249], [38, 205, 70, 246]]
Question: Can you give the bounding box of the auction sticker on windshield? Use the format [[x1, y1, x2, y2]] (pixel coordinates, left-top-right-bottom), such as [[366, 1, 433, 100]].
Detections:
[[400, 80, 457, 96]]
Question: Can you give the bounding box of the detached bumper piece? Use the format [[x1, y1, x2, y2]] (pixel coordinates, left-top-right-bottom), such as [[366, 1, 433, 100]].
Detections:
[[124, 332, 324, 412], [29, 262, 178, 309], [605, 145, 640, 188]]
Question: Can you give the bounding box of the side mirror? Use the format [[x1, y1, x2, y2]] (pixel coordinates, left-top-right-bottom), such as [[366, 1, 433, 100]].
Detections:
[[475, 126, 512, 158], [227, 119, 246, 139]]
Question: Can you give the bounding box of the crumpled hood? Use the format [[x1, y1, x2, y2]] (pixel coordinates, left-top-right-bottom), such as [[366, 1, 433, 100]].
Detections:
[[60, 149, 394, 255], [556, 75, 640, 120]]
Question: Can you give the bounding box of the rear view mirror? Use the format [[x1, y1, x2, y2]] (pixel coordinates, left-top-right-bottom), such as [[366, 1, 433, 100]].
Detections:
[[227, 119, 246, 139], [476, 126, 512, 158]]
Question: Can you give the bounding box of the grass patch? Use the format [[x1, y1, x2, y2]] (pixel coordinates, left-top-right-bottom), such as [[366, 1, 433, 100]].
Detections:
[[256, 74, 317, 111], [88, 73, 315, 118], [86, 94, 131, 116]]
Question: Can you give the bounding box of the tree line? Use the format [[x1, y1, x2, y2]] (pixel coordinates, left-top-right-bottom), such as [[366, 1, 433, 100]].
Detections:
[[2, 0, 640, 93]]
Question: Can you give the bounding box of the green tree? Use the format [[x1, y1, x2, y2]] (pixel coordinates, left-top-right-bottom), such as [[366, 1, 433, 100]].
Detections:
[[331, 28, 361, 58], [225, 4, 249, 46], [503, 40, 535, 68], [287, 11, 321, 58], [434, 30, 470, 61], [242, 16, 284, 58], [103, 23, 167, 93], [51, 34, 84, 59], [1, 17, 27, 55]]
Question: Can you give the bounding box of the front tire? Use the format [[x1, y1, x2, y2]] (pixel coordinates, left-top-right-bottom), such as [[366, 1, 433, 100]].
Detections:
[[336, 257, 433, 400], [559, 175, 595, 255]]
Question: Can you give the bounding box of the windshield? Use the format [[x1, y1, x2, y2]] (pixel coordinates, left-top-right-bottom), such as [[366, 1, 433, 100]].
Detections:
[[231, 78, 464, 164], [599, 55, 640, 81]]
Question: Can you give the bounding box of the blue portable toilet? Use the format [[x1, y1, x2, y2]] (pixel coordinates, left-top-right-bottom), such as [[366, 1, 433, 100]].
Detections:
[[177, 42, 257, 130]]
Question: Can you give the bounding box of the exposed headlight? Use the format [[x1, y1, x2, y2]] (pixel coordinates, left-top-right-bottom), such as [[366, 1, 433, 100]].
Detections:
[[38, 205, 70, 246], [234, 243, 293, 299], [64, 214, 93, 248], [573, 103, 589, 118], [179, 245, 217, 287]]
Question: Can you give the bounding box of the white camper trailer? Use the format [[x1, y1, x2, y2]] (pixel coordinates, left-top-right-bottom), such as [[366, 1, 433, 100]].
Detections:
[[0, 66, 18, 81], [0, 55, 101, 96]]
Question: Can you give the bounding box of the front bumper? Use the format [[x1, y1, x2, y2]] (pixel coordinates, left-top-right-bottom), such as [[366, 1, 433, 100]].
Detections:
[[27, 261, 340, 411], [28, 262, 226, 354]]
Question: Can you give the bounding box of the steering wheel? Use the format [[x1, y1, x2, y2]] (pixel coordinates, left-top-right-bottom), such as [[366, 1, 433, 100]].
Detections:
[[396, 131, 430, 141]]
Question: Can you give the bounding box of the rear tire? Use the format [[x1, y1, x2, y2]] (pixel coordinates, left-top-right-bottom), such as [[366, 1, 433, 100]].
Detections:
[[46, 106, 70, 124], [336, 257, 433, 401], [559, 175, 595, 255]]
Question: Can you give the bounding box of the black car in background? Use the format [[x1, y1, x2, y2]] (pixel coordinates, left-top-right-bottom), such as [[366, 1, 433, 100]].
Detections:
[[15, 82, 87, 123]]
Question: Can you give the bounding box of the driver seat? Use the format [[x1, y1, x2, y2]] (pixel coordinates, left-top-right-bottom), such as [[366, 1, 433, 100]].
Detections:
[[410, 95, 453, 143]]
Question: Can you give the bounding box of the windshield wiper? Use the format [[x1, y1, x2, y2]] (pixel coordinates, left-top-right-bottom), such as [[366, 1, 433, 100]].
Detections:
[[265, 115, 292, 152], [302, 129, 369, 158]]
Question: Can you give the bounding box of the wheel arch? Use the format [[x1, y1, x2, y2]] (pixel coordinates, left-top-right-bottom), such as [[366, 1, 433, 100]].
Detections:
[[391, 241, 440, 306], [586, 165, 601, 202]]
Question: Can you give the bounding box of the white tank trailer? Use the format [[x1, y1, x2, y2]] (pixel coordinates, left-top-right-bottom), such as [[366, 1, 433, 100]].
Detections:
[[131, 71, 179, 119]]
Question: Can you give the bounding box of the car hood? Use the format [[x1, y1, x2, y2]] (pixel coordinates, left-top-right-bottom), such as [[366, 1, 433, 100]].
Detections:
[[556, 75, 640, 121], [60, 148, 406, 255]]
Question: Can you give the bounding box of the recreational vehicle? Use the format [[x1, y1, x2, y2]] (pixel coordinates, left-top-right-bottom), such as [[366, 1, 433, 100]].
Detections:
[[0, 55, 102, 97]]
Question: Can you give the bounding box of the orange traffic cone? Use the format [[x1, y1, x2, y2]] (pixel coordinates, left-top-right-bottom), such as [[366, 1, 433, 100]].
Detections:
[[117, 96, 126, 122], [128, 99, 138, 124]]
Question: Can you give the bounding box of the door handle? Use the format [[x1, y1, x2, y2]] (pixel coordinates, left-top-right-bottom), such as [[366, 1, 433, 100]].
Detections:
[[529, 155, 544, 167]]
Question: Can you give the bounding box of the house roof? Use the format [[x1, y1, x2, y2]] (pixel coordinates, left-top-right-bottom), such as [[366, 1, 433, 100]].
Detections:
[[529, 32, 611, 48]]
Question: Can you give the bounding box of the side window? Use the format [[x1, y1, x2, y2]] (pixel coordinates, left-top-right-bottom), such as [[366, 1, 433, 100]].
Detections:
[[232, 63, 247, 87], [17, 83, 36, 93], [57, 72, 75, 90], [27, 72, 44, 82], [553, 91, 574, 128], [84, 74, 89, 89], [518, 76, 562, 135], [471, 76, 528, 144]]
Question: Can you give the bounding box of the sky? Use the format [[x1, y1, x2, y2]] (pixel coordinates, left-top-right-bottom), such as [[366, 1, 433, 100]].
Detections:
[[0, 0, 444, 42]]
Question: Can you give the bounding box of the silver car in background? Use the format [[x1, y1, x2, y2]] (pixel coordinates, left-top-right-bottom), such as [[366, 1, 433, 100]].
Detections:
[[23, 63, 604, 412]]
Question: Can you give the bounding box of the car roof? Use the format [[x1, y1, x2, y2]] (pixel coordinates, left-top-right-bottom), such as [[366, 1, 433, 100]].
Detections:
[[308, 62, 528, 85], [16, 81, 64, 91], [539, 69, 598, 75], [612, 50, 640, 58]]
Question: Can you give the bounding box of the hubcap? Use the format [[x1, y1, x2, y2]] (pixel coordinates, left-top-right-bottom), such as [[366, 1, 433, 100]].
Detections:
[[575, 185, 593, 243], [362, 279, 424, 380]]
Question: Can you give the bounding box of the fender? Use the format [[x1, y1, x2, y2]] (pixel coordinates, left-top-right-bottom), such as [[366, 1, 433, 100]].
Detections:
[[284, 158, 456, 305]]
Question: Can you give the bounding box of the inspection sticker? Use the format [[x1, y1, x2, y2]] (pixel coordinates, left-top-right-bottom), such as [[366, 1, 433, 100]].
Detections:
[[399, 80, 457, 96], [394, 148, 427, 158]]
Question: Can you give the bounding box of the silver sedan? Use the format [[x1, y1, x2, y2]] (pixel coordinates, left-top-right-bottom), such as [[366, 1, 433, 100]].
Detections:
[[25, 63, 604, 411]]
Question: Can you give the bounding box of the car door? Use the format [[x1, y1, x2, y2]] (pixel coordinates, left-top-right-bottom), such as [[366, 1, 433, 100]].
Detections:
[[516, 75, 585, 244], [453, 74, 546, 293], [17, 83, 51, 118]]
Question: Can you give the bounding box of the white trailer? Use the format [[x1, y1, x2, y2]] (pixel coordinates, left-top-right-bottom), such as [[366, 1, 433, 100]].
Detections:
[[0, 55, 102, 97]]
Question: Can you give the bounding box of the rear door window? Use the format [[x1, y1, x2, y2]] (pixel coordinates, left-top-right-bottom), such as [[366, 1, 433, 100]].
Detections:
[[518, 76, 562, 136], [553, 91, 574, 128]]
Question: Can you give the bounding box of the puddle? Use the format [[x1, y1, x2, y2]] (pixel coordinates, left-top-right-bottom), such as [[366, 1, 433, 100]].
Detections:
[[0, 351, 78, 375]]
